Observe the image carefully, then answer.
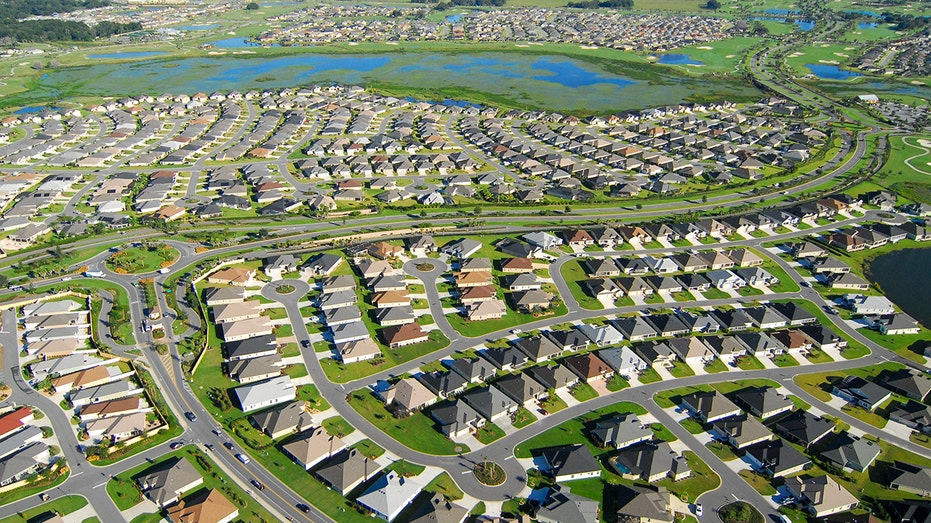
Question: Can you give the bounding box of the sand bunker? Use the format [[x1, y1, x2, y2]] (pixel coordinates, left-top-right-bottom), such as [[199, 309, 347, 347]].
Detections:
[[515, 44, 529, 47], [697, 46, 713, 50], [834, 53, 849, 57], [911, 80, 926, 85], [818, 60, 840, 64], [920, 139, 931, 148], [580, 45, 598, 49], [207, 51, 226, 55], [726, 54, 736, 58]]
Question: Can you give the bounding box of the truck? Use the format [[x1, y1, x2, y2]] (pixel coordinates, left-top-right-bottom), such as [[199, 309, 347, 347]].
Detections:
[[158, 268, 171, 274], [85, 271, 105, 278]]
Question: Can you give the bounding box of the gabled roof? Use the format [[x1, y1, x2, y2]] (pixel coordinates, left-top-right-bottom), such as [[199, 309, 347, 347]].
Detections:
[[820, 433, 880, 471], [315, 449, 377, 493], [590, 414, 652, 449], [166, 488, 238, 523], [732, 387, 794, 418], [281, 426, 347, 468], [418, 370, 468, 397], [494, 373, 546, 404], [406, 493, 468, 523], [137, 458, 203, 507], [770, 410, 834, 447], [680, 390, 740, 422], [514, 335, 562, 361], [540, 444, 601, 479], [462, 385, 516, 420], [356, 471, 423, 522], [614, 484, 672, 523], [526, 363, 579, 391], [535, 488, 600, 523], [744, 438, 810, 475]]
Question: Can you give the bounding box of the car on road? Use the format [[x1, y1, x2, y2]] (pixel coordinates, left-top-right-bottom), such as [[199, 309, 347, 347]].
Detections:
[[212, 429, 223, 436], [224, 442, 235, 450], [823, 305, 839, 315], [184, 412, 197, 422], [511, 329, 521, 334], [204, 444, 214, 451], [250, 479, 264, 490], [170, 440, 184, 450], [236, 453, 250, 464], [799, 281, 809, 287], [296, 504, 310, 513], [301, 339, 310, 348], [695, 504, 703, 517]]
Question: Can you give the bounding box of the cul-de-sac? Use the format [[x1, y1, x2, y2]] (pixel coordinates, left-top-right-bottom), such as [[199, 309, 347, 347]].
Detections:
[[0, 1, 929, 523]]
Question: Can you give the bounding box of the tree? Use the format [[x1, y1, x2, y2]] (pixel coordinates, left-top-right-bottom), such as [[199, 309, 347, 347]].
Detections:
[[246, 1, 260, 9], [705, 0, 720, 9]]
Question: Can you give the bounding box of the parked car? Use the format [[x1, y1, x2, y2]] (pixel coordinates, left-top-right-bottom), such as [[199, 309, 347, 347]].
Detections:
[[695, 504, 703, 517]]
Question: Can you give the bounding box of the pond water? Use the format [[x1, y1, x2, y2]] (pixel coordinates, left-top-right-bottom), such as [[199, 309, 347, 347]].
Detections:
[[805, 64, 862, 80], [89, 51, 167, 59], [868, 247, 931, 327], [15, 106, 61, 114], [846, 10, 880, 17], [750, 17, 814, 31], [764, 8, 799, 15], [34, 52, 764, 113], [180, 24, 220, 31], [658, 54, 704, 66], [858, 22, 879, 29], [445, 14, 462, 23], [211, 37, 281, 48]]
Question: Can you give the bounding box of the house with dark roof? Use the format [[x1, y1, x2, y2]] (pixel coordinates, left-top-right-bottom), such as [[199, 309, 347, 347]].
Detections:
[[418, 370, 468, 399], [634, 341, 677, 368], [480, 346, 529, 372], [515, 335, 563, 363], [770, 410, 835, 448], [495, 373, 547, 407], [833, 376, 893, 412], [710, 413, 774, 449], [535, 488, 600, 523], [136, 458, 204, 507], [590, 414, 653, 449], [819, 433, 880, 472], [680, 391, 741, 423], [526, 364, 580, 396], [880, 369, 931, 402], [429, 399, 484, 438], [888, 461, 931, 498], [612, 316, 658, 342], [614, 484, 673, 523], [732, 387, 794, 419], [612, 441, 691, 483], [447, 357, 495, 384], [744, 438, 810, 477], [644, 314, 690, 338], [889, 400, 931, 435], [711, 309, 754, 332], [771, 302, 817, 326], [462, 385, 518, 423], [315, 449, 378, 495], [546, 329, 590, 352], [540, 444, 601, 482], [406, 493, 468, 523]]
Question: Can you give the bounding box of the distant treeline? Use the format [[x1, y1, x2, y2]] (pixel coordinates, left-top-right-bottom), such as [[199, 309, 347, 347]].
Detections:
[[0, 0, 140, 43], [882, 12, 931, 31], [412, 0, 507, 5], [566, 0, 633, 8], [0, 19, 141, 42]]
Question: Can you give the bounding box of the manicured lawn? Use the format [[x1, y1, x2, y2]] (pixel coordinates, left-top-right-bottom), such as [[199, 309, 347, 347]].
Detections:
[[351, 439, 386, 459], [514, 401, 647, 458], [106, 446, 277, 522], [793, 362, 906, 403], [738, 286, 764, 297], [706, 440, 738, 461], [739, 469, 777, 496], [285, 364, 308, 379], [840, 403, 887, 428], [106, 244, 179, 274], [424, 472, 464, 501], [385, 459, 426, 477], [859, 328, 928, 364], [570, 382, 599, 402], [651, 423, 678, 443], [560, 259, 604, 310], [348, 390, 467, 455], [321, 330, 450, 383], [840, 344, 871, 360], [0, 462, 70, 507], [321, 416, 355, 438], [606, 374, 630, 391], [638, 368, 662, 384], [736, 355, 766, 370], [680, 418, 705, 434], [772, 353, 800, 367], [655, 451, 720, 503], [703, 358, 728, 373], [804, 348, 835, 364], [0, 495, 86, 523], [668, 359, 695, 378], [540, 394, 568, 414], [512, 407, 538, 429], [475, 422, 506, 444], [446, 296, 568, 337]]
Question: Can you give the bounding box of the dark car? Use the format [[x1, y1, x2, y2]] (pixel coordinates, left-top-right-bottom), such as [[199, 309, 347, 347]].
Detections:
[[170, 440, 184, 450], [251, 479, 264, 490], [301, 339, 310, 348], [223, 441, 235, 450], [184, 412, 197, 422], [297, 504, 310, 513]]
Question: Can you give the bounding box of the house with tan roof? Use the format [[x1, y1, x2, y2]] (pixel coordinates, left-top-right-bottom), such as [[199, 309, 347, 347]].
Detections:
[[206, 267, 257, 287], [459, 285, 497, 304], [211, 300, 262, 324], [52, 365, 130, 393], [84, 412, 148, 443], [455, 271, 493, 288], [153, 205, 186, 222], [466, 299, 507, 321], [369, 241, 403, 260], [370, 290, 410, 309], [167, 489, 239, 523], [220, 317, 273, 342], [787, 475, 858, 518], [282, 426, 347, 470], [137, 458, 204, 507], [337, 338, 381, 364], [382, 323, 429, 348], [78, 397, 149, 421], [382, 377, 437, 412]]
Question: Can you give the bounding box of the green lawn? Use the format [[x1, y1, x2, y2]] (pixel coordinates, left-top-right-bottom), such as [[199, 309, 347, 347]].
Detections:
[[445, 296, 568, 337], [701, 287, 730, 300], [680, 418, 705, 434], [638, 368, 662, 384], [655, 451, 720, 503], [321, 416, 355, 438], [793, 362, 906, 403], [703, 358, 728, 373], [804, 348, 835, 364], [475, 422, 506, 444], [105, 244, 179, 274], [385, 459, 426, 477], [560, 259, 604, 310], [739, 469, 777, 496], [320, 330, 451, 383], [297, 384, 331, 412], [512, 407, 538, 429], [0, 495, 86, 523], [351, 439, 386, 459], [772, 353, 800, 367], [735, 355, 766, 370], [514, 401, 647, 459], [570, 382, 599, 402], [540, 394, 568, 414], [424, 472, 464, 501], [106, 446, 276, 522], [606, 374, 630, 391], [668, 359, 695, 377], [348, 390, 467, 455], [706, 440, 738, 461]]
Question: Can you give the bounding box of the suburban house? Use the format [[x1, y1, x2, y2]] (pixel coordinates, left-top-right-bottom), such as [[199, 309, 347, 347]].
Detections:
[[732, 387, 794, 419], [589, 414, 653, 449], [833, 376, 893, 412], [356, 472, 424, 522], [527, 364, 580, 397], [418, 370, 468, 399], [744, 438, 811, 477], [614, 484, 673, 523], [787, 475, 858, 518], [447, 357, 495, 384], [540, 444, 602, 482], [206, 267, 257, 287], [613, 441, 691, 483], [250, 400, 313, 439], [495, 373, 548, 407], [381, 323, 429, 349], [405, 494, 468, 523], [382, 378, 437, 412], [819, 433, 881, 472], [771, 410, 835, 448], [535, 488, 600, 523], [136, 458, 204, 507], [680, 391, 741, 423], [881, 369, 931, 402], [710, 414, 774, 449], [337, 338, 381, 364], [564, 352, 615, 384], [597, 346, 648, 377], [429, 400, 484, 438], [888, 461, 931, 497], [233, 376, 296, 413], [314, 449, 378, 495], [166, 489, 239, 523], [462, 385, 518, 423]]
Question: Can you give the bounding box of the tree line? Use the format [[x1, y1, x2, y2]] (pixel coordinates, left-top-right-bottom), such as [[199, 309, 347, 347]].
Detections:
[[0, 0, 141, 43], [566, 0, 633, 8]]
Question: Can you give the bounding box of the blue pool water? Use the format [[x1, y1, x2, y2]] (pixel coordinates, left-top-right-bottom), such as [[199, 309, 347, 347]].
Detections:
[[795, 20, 815, 31], [805, 64, 862, 80], [858, 22, 879, 29], [89, 51, 167, 59], [446, 14, 462, 23], [658, 54, 704, 66]]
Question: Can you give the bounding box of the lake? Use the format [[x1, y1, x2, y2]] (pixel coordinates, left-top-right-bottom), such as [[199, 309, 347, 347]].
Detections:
[[33, 51, 763, 113], [868, 247, 931, 327], [658, 54, 704, 66], [89, 51, 167, 59], [805, 64, 862, 80]]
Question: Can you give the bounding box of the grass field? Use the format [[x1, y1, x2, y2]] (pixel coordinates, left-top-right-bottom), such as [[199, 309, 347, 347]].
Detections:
[[348, 390, 468, 455], [514, 401, 648, 458], [0, 496, 86, 523]]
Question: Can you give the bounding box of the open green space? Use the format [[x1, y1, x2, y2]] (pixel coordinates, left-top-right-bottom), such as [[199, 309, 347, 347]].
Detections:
[[105, 244, 179, 274], [348, 389, 468, 455], [0, 496, 86, 523], [514, 401, 648, 459], [560, 259, 604, 310]]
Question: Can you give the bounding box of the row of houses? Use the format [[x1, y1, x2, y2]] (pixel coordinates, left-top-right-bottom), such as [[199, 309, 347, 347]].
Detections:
[[134, 457, 240, 523], [0, 407, 54, 488]]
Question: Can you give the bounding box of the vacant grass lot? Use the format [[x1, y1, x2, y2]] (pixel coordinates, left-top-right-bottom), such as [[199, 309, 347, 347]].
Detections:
[[348, 390, 468, 455], [0, 496, 86, 523]]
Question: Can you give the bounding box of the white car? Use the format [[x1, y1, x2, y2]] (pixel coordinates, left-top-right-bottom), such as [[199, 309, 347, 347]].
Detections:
[[695, 504, 703, 517], [236, 453, 250, 464]]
